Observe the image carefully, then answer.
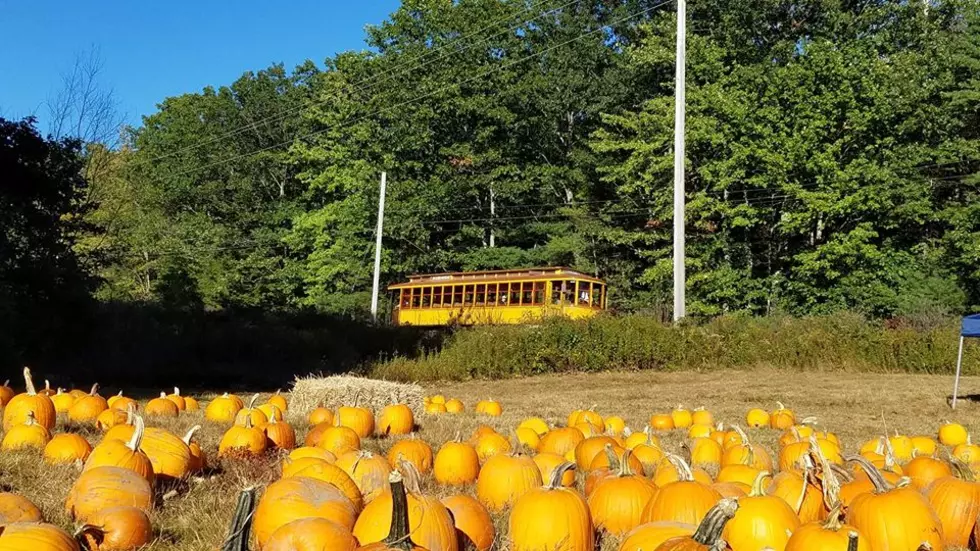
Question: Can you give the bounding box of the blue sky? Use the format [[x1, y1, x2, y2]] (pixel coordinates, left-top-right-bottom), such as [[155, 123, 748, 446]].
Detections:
[[0, 0, 401, 129]]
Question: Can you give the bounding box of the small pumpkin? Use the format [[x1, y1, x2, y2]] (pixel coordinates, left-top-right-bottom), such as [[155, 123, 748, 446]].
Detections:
[[166, 387, 186, 411], [671, 405, 693, 429], [204, 393, 242, 424], [587, 449, 658, 536], [539, 427, 585, 458], [939, 422, 969, 447], [51, 388, 76, 414], [475, 399, 502, 417], [905, 455, 952, 490], [263, 415, 297, 450], [474, 431, 511, 463], [107, 391, 137, 412], [722, 471, 800, 551], [144, 392, 179, 418], [509, 462, 594, 551], [1, 411, 52, 451], [444, 398, 465, 413], [257, 403, 284, 422], [649, 413, 675, 431], [692, 407, 714, 426], [387, 437, 433, 474], [267, 389, 288, 412], [184, 425, 207, 472], [434, 438, 481, 486], [0, 379, 14, 406], [95, 408, 129, 432], [377, 404, 414, 436], [770, 401, 796, 429], [745, 408, 770, 428], [308, 406, 334, 426], [336, 450, 393, 503], [517, 417, 549, 436], [0, 492, 43, 524], [337, 396, 375, 438], [218, 416, 267, 457], [234, 394, 268, 427], [44, 433, 92, 464]]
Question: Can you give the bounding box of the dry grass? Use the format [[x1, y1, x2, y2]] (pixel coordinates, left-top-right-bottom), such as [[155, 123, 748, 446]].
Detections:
[[1, 368, 978, 550]]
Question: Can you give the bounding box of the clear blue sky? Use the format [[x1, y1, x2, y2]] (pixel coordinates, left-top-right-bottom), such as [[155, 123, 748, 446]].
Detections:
[[0, 0, 401, 129]]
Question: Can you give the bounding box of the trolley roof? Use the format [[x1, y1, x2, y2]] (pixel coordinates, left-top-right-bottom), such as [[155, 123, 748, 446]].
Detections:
[[388, 267, 604, 290]]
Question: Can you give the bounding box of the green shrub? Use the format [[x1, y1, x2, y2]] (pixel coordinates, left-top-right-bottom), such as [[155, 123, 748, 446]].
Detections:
[[370, 312, 978, 381]]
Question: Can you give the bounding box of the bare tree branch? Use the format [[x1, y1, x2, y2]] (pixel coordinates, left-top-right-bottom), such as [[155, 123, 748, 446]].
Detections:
[[46, 45, 125, 148]]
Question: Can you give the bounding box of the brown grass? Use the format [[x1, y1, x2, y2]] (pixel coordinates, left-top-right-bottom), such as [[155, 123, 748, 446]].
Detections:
[[0, 368, 977, 550]]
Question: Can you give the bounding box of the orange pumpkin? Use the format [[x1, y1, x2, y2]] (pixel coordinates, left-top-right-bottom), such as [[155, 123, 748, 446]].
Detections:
[[107, 391, 137, 412], [722, 471, 800, 551], [352, 471, 428, 551], [655, 498, 739, 551], [434, 439, 481, 486], [83, 415, 154, 485], [253, 476, 357, 548], [377, 404, 414, 436], [263, 517, 357, 551], [144, 392, 179, 418], [313, 425, 361, 456], [204, 393, 242, 424], [308, 406, 334, 426], [905, 455, 952, 490], [0, 492, 43, 524], [51, 388, 76, 414], [2, 367, 56, 431], [184, 425, 207, 472], [845, 457, 943, 551], [281, 457, 363, 511], [925, 462, 980, 549], [0, 522, 80, 550], [77, 506, 152, 550], [770, 401, 796, 429], [166, 387, 186, 411], [44, 433, 92, 464], [1, 411, 51, 451], [508, 462, 593, 551], [642, 455, 723, 525], [66, 466, 154, 521], [587, 449, 658, 536], [336, 450, 393, 503], [476, 451, 542, 511], [539, 427, 585, 458], [387, 437, 433, 475], [534, 452, 577, 488], [218, 416, 267, 457], [442, 494, 495, 551], [0, 379, 14, 406], [263, 415, 297, 450], [353, 465, 458, 551], [337, 398, 375, 438]]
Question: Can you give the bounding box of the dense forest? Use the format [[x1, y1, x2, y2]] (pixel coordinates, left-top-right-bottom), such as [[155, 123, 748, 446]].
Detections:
[[4, 0, 980, 347]]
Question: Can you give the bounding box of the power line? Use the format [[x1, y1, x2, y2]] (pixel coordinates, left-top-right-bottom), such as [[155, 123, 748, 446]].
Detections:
[[136, 0, 586, 167], [167, 0, 677, 179]]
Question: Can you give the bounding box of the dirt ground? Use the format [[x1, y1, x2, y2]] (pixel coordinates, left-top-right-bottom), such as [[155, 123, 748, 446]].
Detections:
[[0, 368, 976, 550]]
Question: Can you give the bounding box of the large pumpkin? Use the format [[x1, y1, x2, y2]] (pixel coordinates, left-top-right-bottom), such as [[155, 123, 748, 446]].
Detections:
[[66, 466, 153, 521], [353, 466, 458, 551], [204, 393, 242, 424], [3, 367, 56, 431], [845, 457, 943, 551], [281, 457, 363, 511], [722, 471, 800, 551], [377, 404, 414, 436], [83, 415, 155, 485], [77, 506, 153, 550], [442, 494, 495, 551], [141, 426, 193, 483], [924, 462, 980, 548], [336, 450, 393, 503], [587, 449, 658, 536], [476, 451, 542, 512], [509, 462, 594, 551], [0, 493, 43, 524], [337, 398, 375, 438], [253, 476, 357, 548], [263, 517, 358, 551], [0, 522, 80, 551], [263, 415, 297, 450], [354, 471, 428, 551], [641, 455, 722, 526], [654, 498, 739, 551]]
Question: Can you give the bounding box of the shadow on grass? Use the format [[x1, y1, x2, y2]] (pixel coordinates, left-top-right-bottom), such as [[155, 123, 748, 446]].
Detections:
[[1, 301, 447, 391]]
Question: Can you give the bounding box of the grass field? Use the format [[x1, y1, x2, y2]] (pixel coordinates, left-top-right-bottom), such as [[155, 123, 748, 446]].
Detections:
[[1, 368, 977, 550]]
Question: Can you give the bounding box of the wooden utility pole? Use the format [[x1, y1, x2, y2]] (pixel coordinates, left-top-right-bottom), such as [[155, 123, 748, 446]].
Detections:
[[673, 0, 687, 322], [370, 171, 387, 323]]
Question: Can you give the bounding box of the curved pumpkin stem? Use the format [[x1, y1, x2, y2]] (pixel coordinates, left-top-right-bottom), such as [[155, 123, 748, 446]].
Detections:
[[396, 457, 424, 496], [89, 383, 99, 396], [601, 444, 621, 473], [23, 367, 36, 396], [749, 471, 770, 497], [548, 462, 576, 489], [44, 379, 51, 392], [125, 402, 136, 424], [665, 453, 695, 482], [732, 424, 749, 445], [847, 455, 891, 493], [183, 425, 201, 445], [811, 437, 842, 512], [692, 498, 738, 546], [775, 401, 785, 411], [127, 415, 145, 452], [385, 470, 415, 550], [246, 393, 259, 409], [617, 448, 636, 477], [2, 380, 8, 387]]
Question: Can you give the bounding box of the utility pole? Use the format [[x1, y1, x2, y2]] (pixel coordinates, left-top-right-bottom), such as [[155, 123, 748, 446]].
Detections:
[[672, 0, 687, 322], [370, 171, 387, 323]]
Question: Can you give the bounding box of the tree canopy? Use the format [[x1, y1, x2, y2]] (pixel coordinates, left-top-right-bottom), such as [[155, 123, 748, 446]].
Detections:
[[68, 0, 980, 319]]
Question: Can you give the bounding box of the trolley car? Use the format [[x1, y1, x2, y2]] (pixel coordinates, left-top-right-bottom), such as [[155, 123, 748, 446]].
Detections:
[[388, 267, 607, 326]]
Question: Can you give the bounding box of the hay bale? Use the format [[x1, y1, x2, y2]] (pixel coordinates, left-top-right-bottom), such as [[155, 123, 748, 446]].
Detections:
[[288, 374, 424, 417]]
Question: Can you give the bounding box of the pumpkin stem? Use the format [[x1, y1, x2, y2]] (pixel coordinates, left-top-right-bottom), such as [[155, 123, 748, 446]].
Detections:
[[89, 383, 99, 396], [732, 424, 749, 445], [811, 437, 842, 511], [183, 425, 202, 445], [125, 403, 136, 424], [846, 455, 891, 493], [749, 471, 770, 497], [916, 544, 933, 551], [776, 401, 785, 411], [846, 531, 859, 551], [601, 444, 621, 472], [618, 448, 636, 477], [24, 410, 36, 426], [23, 367, 36, 396], [220, 486, 257, 551], [950, 458, 976, 482], [174, 387, 180, 396], [548, 462, 576, 489], [2, 380, 8, 387], [385, 470, 415, 550], [801, 416, 818, 425], [823, 503, 846, 532], [116, 390, 123, 397], [127, 415, 145, 451], [159, 391, 167, 399], [75, 524, 105, 546], [247, 393, 259, 409], [244, 415, 254, 430], [692, 497, 738, 546], [397, 457, 424, 496], [665, 453, 695, 482], [793, 461, 812, 513]]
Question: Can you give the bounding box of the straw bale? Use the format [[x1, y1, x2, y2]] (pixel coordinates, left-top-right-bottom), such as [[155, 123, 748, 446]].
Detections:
[[288, 374, 424, 416]]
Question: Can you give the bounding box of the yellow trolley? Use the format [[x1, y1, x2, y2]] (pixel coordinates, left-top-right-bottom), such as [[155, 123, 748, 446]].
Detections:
[[388, 267, 607, 326]]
